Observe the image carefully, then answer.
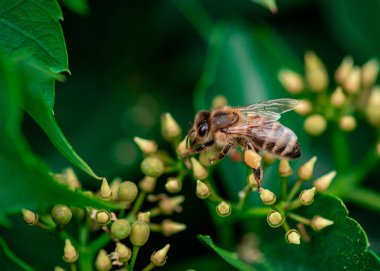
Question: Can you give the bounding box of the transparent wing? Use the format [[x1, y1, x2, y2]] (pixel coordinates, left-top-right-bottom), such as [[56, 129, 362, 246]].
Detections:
[[238, 98, 299, 121]]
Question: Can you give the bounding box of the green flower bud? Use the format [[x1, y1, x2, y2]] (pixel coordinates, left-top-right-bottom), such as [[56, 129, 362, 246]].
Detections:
[[311, 215, 334, 231], [161, 219, 187, 236], [278, 159, 293, 177], [95, 249, 111, 271], [100, 178, 112, 200], [137, 212, 151, 223], [267, 211, 285, 228], [117, 181, 138, 202], [294, 99, 312, 116], [115, 242, 131, 262], [21, 209, 38, 226], [95, 210, 112, 226], [285, 229, 301, 245], [190, 157, 208, 180], [139, 176, 157, 193], [278, 69, 304, 94], [298, 156, 317, 181], [63, 239, 78, 263], [150, 244, 170, 267], [130, 221, 150, 246], [304, 114, 327, 136], [165, 177, 182, 193], [313, 171, 336, 192], [216, 201, 231, 217], [196, 180, 211, 199], [133, 137, 158, 155], [299, 187, 316, 205], [51, 205, 72, 226], [111, 219, 131, 240], [259, 189, 276, 205], [161, 113, 181, 141], [141, 156, 164, 178]]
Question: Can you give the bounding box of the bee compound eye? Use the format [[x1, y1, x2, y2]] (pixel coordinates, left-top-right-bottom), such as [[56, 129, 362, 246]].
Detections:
[[198, 124, 208, 137]]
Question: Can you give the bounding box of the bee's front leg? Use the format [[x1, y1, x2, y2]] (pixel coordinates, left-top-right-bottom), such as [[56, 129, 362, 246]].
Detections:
[[209, 142, 234, 164]]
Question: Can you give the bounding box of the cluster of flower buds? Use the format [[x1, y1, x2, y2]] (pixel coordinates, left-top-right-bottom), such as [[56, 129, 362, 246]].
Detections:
[[279, 52, 380, 136]]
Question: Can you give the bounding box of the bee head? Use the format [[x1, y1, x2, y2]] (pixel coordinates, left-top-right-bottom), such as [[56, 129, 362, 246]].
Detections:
[[187, 110, 211, 150]]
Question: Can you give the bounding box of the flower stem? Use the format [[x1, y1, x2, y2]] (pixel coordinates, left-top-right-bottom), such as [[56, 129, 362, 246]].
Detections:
[[71, 263, 77, 271], [287, 213, 311, 225], [286, 179, 303, 203], [332, 127, 350, 172], [130, 245, 140, 271], [142, 262, 156, 271], [126, 192, 146, 222], [282, 177, 288, 200]]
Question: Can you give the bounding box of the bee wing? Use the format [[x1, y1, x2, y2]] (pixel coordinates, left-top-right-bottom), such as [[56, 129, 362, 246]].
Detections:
[[238, 98, 299, 121]]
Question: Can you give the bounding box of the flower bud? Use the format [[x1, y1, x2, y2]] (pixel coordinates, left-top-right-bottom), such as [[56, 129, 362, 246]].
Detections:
[[161, 219, 187, 236], [216, 201, 231, 217], [262, 152, 276, 164], [278, 69, 304, 94], [305, 51, 328, 92], [176, 137, 189, 157], [22, 209, 38, 226], [161, 113, 181, 141], [63, 239, 78, 263], [335, 56, 353, 83], [196, 180, 211, 199], [130, 221, 150, 246], [158, 195, 185, 215], [259, 189, 276, 205], [311, 215, 334, 231], [115, 242, 131, 262], [199, 150, 219, 167], [343, 67, 361, 94], [285, 229, 301, 245], [330, 87, 346, 108], [110, 178, 121, 201], [376, 142, 380, 157], [313, 171, 336, 192], [246, 173, 258, 188], [100, 178, 112, 200], [111, 219, 131, 240], [137, 212, 151, 223], [362, 58, 379, 87], [243, 150, 261, 169], [139, 176, 156, 193], [118, 181, 138, 202], [63, 168, 81, 190], [304, 114, 327, 136], [294, 99, 312, 116], [95, 210, 112, 225], [339, 115, 356, 132], [165, 177, 182, 193], [212, 95, 228, 108], [95, 249, 112, 271], [366, 87, 380, 127], [133, 137, 158, 155], [267, 210, 285, 228], [51, 205, 72, 226], [299, 187, 316, 205], [298, 156, 317, 181], [190, 157, 208, 180], [151, 244, 170, 267], [54, 267, 66, 271], [141, 156, 164, 178], [278, 159, 293, 177]]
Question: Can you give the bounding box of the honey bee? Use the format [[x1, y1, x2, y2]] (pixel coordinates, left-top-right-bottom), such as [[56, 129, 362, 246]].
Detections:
[[187, 98, 301, 187]]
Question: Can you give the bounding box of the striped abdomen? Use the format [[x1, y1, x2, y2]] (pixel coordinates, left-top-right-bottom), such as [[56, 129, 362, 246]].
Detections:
[[250, 122, 301, 159]]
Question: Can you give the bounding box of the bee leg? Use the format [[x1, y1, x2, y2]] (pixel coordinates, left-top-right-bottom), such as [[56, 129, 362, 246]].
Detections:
[[194, 140, 215, 153], [209, 143, 234, 164]]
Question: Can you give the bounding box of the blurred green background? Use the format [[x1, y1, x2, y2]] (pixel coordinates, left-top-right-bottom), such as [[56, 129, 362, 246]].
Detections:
[[2, 0, 380, 270]]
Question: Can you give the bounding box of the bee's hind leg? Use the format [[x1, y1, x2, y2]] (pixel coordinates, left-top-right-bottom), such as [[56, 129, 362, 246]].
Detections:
[[209, 143, 234, 164], [244, 141, 263, 191]]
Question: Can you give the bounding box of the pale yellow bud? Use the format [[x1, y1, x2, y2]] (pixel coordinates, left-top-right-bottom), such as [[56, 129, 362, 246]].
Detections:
[[343, 67, 361, 94], [362, 58, 379, 87], [176, 137, 189, 157], [151, 244, 170, 267], [54, 267, 66, 271], [278, 159, 293, 177], [299, 187, 316, 205], [191, 157, 208, 180], [298, 156, 317, 181], [246, 173, 258, 188], [63, 239, 78, 263], [196, 180, 211, 199], [294, 99, 312, 116], [267, 211, 285, 228], [259, 189, 276, 205], [95, 249, 111, 271], [212, 95, 228, 108], [262, 152, 276, 164], [285, 229, 301, 245], [63, 168, 81, 190], [139, 176, 156, 193], [21, 209, 38, 225], [243, 149, 261, 169], [161, 113, 181, 140], [304, 114, 327, 136], [133, 137, 158, 155], [161, 219, 187, 236], [110, 178, 121, 201], [313, 171, 336, 192], [339, 115, 356, 132], [305, 51, 328, 92], [311, 215, 334, 231], [95, 210, 112, 225], [158, 196, 185, 215], [115, 242, 131, 262], [130, 221, 150, 246], [216, 201, 232, 217], [141, 156, 164, 178], [118, 181, 138, 202], [165, 177, 182, 193], [100, 178, 112, 200], [330, 87, 346, 108], [366, 87, 380, 127], [278, 69, 304, 94], [335, 56, 354, 83], [137, 212, 151, 223]]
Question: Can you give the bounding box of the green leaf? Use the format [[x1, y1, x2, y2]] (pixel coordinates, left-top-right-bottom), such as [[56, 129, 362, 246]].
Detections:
[[59, 0, 89, 16], [261, 194, 380, 270], [0, 236, 34, 271], [198, 235, 258, 271], [249, 0, 277, 13]]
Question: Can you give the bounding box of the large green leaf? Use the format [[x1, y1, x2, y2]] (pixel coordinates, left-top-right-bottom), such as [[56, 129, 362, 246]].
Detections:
[[198, 235, 258, 271]]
